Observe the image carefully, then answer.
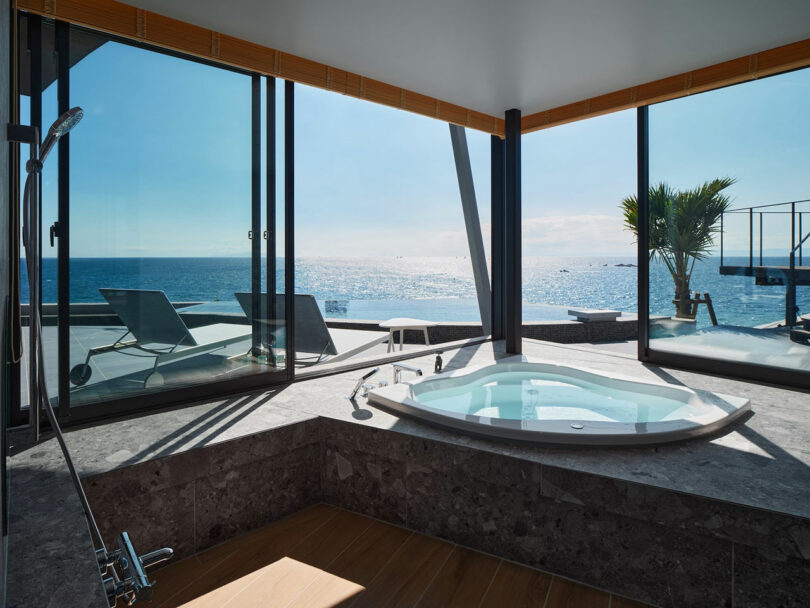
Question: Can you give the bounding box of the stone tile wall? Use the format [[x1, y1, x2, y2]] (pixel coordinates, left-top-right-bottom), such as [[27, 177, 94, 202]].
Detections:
[[83, 415, 810, 607], [81, 418, 321, 561], [321, 418, 810, 608]]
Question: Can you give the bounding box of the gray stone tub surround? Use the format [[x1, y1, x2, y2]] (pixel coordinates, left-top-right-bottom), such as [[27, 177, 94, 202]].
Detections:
[[78, 415, 810, 608], [319, 417, 810, 608], [81, 417, 322, 561], [9, 339, 810, 607]]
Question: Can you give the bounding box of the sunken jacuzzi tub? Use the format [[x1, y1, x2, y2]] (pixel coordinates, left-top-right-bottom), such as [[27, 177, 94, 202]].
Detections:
[[367, 359, 751, 445]]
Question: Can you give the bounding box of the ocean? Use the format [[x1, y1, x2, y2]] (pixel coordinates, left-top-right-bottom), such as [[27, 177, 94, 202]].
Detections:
[[21, 256, 808, 328]]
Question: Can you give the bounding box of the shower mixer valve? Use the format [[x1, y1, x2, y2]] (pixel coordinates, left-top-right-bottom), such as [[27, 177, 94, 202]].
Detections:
[[101, 532, 173, 606]]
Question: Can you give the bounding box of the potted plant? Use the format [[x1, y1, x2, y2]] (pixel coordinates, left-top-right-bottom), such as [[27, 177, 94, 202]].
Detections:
[[621, 178, 735, 319]]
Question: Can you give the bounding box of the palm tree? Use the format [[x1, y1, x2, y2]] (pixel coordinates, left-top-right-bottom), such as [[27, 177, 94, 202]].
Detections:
[[621, 178, 735, 318]]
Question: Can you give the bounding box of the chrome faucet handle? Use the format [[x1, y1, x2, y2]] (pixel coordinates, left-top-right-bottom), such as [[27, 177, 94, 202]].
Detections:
[[360, 379, 390, 397], [359, 383, 376, 398], [349, 367, 380, 400], [140, 547, 174, 570]]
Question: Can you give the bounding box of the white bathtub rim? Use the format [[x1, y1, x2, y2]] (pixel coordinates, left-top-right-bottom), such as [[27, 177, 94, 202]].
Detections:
[[366, 358, 751, 446]]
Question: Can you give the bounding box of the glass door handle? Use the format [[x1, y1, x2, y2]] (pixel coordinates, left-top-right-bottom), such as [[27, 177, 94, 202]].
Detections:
[[49, 221, 59, 247]]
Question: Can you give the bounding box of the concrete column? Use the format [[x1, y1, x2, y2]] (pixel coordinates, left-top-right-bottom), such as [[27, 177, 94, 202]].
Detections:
[[490, 135, 505, 340], [449, 124, 492, 335]]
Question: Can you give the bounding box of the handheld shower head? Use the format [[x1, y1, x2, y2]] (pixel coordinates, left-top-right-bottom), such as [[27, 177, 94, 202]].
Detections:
[[39, 106, 83, 163]]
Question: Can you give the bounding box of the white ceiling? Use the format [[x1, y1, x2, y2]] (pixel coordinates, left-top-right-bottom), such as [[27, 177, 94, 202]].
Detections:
[[129, 0, 810, 117]]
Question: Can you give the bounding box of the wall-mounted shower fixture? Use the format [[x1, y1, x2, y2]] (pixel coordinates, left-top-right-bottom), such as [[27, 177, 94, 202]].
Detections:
[[9, 108, 174, 606], [9, 106, 84, 440], [100, 533, 173, 605]]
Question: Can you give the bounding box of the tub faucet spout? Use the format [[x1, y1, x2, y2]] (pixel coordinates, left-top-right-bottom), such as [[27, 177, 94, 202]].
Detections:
[[393, 362, 423, 383]]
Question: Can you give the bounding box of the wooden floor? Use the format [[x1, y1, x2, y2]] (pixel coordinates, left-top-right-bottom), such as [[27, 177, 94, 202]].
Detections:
[[151, 504, 653, 608]]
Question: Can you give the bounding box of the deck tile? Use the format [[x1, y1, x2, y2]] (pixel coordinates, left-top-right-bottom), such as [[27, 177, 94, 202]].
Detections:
[[221, 557, 323, 607], [151, 504, 337, 607], [325, 519, 413, 586], [285, 571, 366, 608], [479, 560, 552, 608], [347, 533, 454, 608], [417, 546, 501, 607], [286, 508, 374, 570], [150, 504, 653, 608]]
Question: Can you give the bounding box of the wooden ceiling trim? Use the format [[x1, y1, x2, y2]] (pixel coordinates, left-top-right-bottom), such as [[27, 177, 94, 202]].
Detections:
[[16, 0, 505, 136], [522, 37, 810, 134]]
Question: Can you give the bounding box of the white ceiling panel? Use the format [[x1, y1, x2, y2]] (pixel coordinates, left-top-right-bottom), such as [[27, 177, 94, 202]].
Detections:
[[127, 0, 810, 116]]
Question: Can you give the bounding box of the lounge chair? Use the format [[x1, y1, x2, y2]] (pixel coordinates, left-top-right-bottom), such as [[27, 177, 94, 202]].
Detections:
[[234, 292, 388, 364], [69, 288, 251, 388]]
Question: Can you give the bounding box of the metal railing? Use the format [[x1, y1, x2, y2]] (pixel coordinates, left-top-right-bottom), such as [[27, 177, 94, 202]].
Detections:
[[721, 199, 810, 269], [721, 199, 810, 325]]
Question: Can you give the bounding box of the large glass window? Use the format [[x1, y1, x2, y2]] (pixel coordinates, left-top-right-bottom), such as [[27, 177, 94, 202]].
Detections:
[[17, 24, 291, 414], [17, 14, 496, 419], [294, 84, 491, 369], [521, 111, 637, 343], [646, 67, 810, 375]]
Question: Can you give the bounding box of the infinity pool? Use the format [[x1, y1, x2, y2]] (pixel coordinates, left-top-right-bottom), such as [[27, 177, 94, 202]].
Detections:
[[368, 360, 750, 446]]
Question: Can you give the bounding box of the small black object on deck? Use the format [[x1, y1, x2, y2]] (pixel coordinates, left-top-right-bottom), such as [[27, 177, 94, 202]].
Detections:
[[672, 292, 718, 326]]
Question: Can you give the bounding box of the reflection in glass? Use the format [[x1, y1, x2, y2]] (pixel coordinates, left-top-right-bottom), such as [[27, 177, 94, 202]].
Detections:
[[62, 30, 286, 408], [647, 67, 810, 373]]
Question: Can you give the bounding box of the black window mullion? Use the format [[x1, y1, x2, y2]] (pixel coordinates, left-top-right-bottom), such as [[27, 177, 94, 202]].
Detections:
[[636, 106, 649, 362], [284, 80, 294, 381], [504, 109, 521, 354], [251, 75, 261, 356], [265, 77, 277, 358], [56, 19, 70, 422]]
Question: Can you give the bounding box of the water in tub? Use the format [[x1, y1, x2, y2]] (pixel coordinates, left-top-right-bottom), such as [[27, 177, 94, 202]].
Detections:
[[412, 371, 701, 423]]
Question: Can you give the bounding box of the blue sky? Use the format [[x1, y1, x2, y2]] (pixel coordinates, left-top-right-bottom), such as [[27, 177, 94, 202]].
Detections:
[[29, 38, 810, 258]]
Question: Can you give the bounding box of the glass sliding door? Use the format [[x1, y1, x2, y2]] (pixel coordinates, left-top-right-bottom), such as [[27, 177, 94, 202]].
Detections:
[[645, 66, 810, 384], [55, 25, 289, 415]]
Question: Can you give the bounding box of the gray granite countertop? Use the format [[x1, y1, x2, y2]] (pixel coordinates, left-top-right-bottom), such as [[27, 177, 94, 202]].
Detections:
[[280, 339, 810, 521], [7, 338, 810, 607], [6, 433, 109, 608], [59, 338, 810, 520]]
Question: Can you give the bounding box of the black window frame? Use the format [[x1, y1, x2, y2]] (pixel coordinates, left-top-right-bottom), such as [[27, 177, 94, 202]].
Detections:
[[15, 14, 296, 426], [636, 70, 810, 391]]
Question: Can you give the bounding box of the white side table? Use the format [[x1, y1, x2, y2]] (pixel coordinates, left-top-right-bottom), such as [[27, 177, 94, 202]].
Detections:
[[380, 318, 438, 352]]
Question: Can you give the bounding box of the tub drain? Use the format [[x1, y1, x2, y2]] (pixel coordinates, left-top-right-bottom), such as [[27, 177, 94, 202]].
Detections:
[[570, 423, 584, 429]]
